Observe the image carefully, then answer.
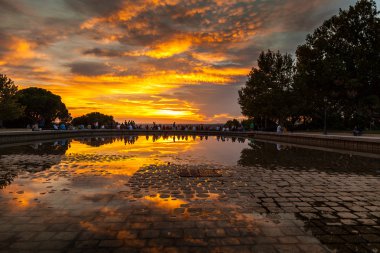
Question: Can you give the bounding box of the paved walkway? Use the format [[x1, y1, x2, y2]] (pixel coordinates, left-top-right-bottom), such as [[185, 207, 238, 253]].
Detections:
[[294, 131, 380, 139], [0, 152, 379, 252]]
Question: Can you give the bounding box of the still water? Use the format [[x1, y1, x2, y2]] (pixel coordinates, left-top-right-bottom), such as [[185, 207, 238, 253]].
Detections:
[[0, 135, 379, 252]]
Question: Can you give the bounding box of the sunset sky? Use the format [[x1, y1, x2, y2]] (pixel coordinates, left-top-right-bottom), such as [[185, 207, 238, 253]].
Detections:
[[1, 0, 376, 123]]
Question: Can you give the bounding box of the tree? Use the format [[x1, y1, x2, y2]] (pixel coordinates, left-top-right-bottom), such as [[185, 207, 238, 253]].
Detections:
[[295, 0, 380, 128], [0, 74, 24, 127], [238, 50, 297, 129], [71, 112, 115, 127], [16, 87, 70, 126], [224, 119, 240, 129]]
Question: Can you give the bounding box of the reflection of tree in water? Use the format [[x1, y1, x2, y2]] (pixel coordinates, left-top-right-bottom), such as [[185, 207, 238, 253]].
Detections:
[[76, 135, 139, 146], [0, 140, 69, 155], [238, 140, 380, 174], [76, 137, 115, 147], [0, 141, 69, 188], [216, 136, 246, 143], [74, 134, 247, 145]]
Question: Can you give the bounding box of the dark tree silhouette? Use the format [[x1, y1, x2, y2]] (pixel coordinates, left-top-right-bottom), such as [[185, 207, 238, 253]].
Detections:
[[16, 87, 70, 126], [71, 112, 115, 127], [295, 0, 380, 128], [0, 74, 24, 127], [238, 50, 297, 129]]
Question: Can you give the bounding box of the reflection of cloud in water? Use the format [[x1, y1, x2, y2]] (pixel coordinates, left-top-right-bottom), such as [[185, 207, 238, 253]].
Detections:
[[143, 194, 187, 210], [67, 137, 198, 158], [2, 173, 70, 209]]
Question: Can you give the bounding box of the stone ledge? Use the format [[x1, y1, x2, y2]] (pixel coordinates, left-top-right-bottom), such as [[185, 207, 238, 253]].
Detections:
[[0, 129, 379, 154]]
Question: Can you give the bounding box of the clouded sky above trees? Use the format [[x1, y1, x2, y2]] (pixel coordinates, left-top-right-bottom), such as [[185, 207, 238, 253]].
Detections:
[[1, 0, 376, 123]]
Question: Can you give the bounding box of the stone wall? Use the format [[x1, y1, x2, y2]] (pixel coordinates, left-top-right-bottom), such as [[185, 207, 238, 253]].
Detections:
[[0, 130, 379, 154]]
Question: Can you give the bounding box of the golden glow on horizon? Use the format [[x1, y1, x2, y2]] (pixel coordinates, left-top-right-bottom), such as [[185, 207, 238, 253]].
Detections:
[[31, 67, 244, 122]]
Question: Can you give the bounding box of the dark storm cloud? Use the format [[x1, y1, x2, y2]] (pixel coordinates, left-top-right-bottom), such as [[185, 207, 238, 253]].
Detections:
[[64, 0, 125, 16], [81, 49, 202, 75], [0, 31, 10, 55], [67, 62, 113, 76], [83, 48, 125, 57], [115, 1, 259, 46], [0, 0, 25, 14], [75, 0, 360, 67]]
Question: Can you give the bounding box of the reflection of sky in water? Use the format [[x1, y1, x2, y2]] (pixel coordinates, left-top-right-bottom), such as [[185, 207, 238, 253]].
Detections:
[[66, 136, 249, 166], [0, 136, 249, 210]]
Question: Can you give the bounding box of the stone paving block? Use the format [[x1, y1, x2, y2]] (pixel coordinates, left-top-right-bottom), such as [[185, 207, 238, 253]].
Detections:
[[296, 235, 321, 244], [261, 227, 284, 237], [140, 230, 160, 239], [147, 238, 174, 247], [362, 234, 380, 242], [52, 231, 78, 240], [205, 228, 225, 238], [33, 232, 56, 241], [251, 244, 277, 253], [278, 236, 299, 244], [113, 248, 140, 253], [183, 229, 206, 238], [210, 246, 252, 253], [38, 240, 71, 250], [175, 238, 208, 247], [9, 241, 40, 250], [280, 226, 305, 236], [74, 240, 99, 248], [337, 212, 358, 219], [274, 244, 301, 253], [297, 244, 329, 253], [99, 240, 123, 248], [160, 229, 183, 238]]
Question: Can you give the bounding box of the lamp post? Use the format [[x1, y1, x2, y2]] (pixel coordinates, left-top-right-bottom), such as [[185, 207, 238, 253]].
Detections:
[[323, 97, 327, 135]]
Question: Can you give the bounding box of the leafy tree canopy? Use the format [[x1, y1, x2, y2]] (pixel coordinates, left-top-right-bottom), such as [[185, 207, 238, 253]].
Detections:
[[16, 87, 70, 125], [295, 0, 380, 126], [0, 74, 24, 125], [224, 119, 241, 129], [71, 112, 115, 126], [238, 50, 295, 125]]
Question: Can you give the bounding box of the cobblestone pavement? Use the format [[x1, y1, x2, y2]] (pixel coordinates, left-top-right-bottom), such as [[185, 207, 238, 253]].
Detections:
[[0, 138, 379, 253]]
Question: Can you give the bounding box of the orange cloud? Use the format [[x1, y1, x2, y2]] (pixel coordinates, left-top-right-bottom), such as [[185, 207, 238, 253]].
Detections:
[[0, 37, 46, 66]]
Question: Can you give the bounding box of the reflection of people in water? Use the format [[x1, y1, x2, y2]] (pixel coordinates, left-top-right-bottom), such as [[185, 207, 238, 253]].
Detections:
[[276, 143, 282, 151], [123, 136, 138, 145]]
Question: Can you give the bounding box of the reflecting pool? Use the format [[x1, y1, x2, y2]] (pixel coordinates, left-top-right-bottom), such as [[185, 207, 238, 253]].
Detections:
[[0, 135, 379, 253]]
